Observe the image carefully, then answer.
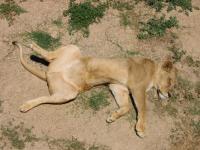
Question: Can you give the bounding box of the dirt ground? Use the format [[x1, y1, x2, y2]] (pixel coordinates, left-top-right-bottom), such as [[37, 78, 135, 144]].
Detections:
[[0, 0, 199, 150]]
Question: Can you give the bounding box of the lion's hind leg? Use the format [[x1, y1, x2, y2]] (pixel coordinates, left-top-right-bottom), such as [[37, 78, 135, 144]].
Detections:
[[30, 42, 62, 62], [106, 84, 130, 123], [20, 90, 78, 112]]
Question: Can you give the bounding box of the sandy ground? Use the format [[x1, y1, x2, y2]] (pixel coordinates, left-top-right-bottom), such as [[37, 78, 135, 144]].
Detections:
[[0, 0, 200, 150]]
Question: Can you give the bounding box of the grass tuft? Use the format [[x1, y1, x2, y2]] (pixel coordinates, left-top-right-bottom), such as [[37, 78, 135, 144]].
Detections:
[[88, 90, 110, 111], [0, 0, 26, 25], [185, 56, 200, 67], [52, 18, 63, 27], [143, 0, 192, 13], [137, 16, 178, 39], [47, 137, 110, 150], [27, 31, 61, 51], [0, 99, 3, 113], [168, 45, 185, 62], [63, 0, 107, 37], [109, 0, 135, 11], [0, 121, 38, 149]]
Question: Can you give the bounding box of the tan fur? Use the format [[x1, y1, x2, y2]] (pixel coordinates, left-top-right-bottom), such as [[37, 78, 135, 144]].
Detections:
[[13, 42, 177, 138]]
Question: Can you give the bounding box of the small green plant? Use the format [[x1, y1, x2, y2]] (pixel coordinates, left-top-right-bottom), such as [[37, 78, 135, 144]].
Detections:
[[137, 16, 179, 39], [48, 137, 85, 150], [168, 46, 186, 62], [167, 0, 192, 13], [144, 0, 164, 12], [0, 122, 38, 149], [119, 12, 132, 27], [52, 18, 63, 27], [143, 0, 192, 13], [0, 0, 26, 25], [165, 104, 178, 117], [195, 81, 200, 96], [47, 137, 110, 150], [88, 90, 110, 111], [109, 0, 135, 11], [191, 120, 200, 136], [185, 56, 200, 67], [0, 99, 3, 113], [63, 0, 107, 37], [89, 145, 110, 150], [27, 31, 61, 50]]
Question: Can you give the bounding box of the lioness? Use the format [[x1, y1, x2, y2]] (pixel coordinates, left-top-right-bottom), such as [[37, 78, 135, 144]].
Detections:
[[13, 42, 177, 138]]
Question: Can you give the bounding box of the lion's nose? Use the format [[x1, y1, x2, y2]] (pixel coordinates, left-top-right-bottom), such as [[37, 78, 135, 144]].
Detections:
[[168, 92, 171, 98]]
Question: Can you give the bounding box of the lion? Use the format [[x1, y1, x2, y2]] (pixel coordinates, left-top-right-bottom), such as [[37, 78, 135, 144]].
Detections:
[[13, 42, 177, 138]]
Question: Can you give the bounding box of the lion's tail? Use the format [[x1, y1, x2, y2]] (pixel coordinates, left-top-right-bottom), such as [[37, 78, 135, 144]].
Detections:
[[13, 41, 46, 81]]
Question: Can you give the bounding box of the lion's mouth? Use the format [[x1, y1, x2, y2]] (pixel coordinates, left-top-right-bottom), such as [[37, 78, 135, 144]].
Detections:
[[157, 89, 171, 100]]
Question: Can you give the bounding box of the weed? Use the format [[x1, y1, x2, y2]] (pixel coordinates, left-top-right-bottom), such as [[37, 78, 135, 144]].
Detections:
[[26, 31, 61, 50], [48, 137, 85, 150], [165, 76, 200, 149], [109, 0, 135, 11], [143, 0, 192, 13], [165, 104, 178, 117], [191, 120, 200, 136], [0, 121, 38, 149], [189, 101, 200, 116], [185, 56, 200, 67], [144, 0, 164, 12], [63, 0, 107, 37], [0, 99, 3, 113], [0, 0, 26, 26], [168, 45, 185, 62], [47, 137, 110, 150], [88, 90, 110, 111], [167, 0, 192, 13], [137, 16, 179, 39], [174, 76, 194, 101], [52, 18, 63, 27], [89, 145, 110, 150], [195, 81, 200, 97], [119, 12, 132, 27]]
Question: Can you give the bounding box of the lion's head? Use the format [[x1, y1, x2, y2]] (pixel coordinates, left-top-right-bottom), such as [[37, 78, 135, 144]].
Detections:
[[154, 60, 177, 100]]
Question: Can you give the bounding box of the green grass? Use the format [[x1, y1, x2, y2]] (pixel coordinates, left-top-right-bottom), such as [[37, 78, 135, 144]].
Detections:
[[0, 122, 38, 150], [26, 31, 61, 50], [0, 1, 26, 25], [88, 90, 110, 111], [63, 0, 107, 37], [191, 120, 200, 136], [195, 81, 200, 96], [167, 0, 192, 12], [0, 99, 3, 113], [52, 18, 63, 27], [119, 12, 132, 27], [47, 137, 110, 150], [165, 104, 178, 117], [109, 0, 135, 11], [144, 0, 164, 12], [143, 0, 192, 13], [168, 45, 186, 63], [137, 16, 179, 39], [48, 137, 85, 150], [185, 56, 200, 67]]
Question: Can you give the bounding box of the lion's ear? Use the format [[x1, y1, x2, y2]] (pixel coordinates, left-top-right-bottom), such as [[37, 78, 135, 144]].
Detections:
[[162, 60, 173, 72]]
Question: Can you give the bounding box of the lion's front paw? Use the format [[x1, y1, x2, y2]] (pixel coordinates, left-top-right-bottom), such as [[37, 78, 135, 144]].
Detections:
[[106, 116, 116, 123], [136, 131, 145, 138], [20, 103, 32, 112]]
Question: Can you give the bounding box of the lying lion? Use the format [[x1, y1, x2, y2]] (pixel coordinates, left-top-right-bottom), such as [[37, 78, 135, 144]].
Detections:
[[13, 42, 177, 138]]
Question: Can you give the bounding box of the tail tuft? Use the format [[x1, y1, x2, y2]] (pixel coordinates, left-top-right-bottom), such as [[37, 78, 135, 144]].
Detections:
[[12, 41, 18, 45]]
